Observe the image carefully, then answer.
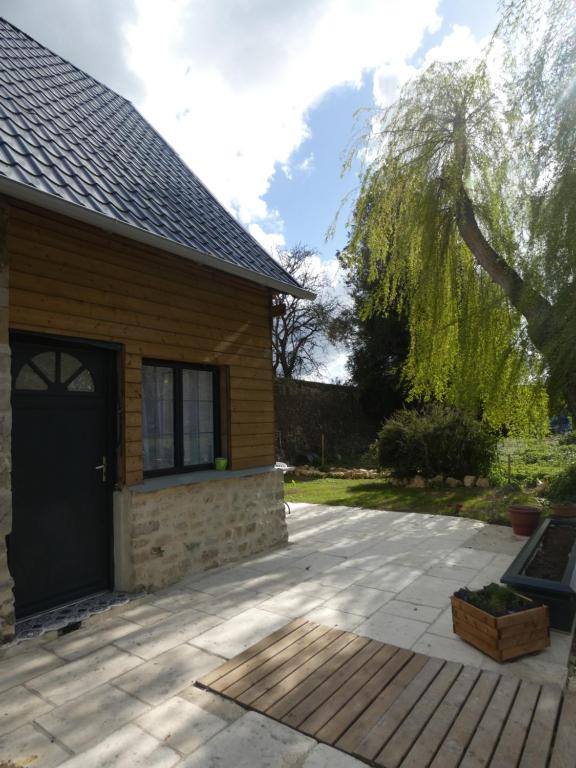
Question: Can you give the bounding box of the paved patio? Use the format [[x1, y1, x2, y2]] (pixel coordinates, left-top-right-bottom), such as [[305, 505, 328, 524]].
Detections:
[[0, 503, 573, 767]]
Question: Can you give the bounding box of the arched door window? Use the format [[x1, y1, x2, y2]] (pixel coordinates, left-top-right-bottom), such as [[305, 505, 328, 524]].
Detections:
[[15, 351, 95, 393]]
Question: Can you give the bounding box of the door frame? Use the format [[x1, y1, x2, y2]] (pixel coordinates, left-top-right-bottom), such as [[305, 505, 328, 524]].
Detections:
[[9, 329, 121, 610]]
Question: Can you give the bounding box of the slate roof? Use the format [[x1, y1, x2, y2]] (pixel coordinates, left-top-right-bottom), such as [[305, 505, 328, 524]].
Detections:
[[0, 18, 307, 296]]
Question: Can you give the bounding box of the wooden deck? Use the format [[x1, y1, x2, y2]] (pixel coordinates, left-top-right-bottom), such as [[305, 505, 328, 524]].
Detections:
[[197, 617, 575, 768]]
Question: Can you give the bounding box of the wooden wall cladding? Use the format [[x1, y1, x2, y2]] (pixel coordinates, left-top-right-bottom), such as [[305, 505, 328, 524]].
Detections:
[[7, 201, 275, 485]]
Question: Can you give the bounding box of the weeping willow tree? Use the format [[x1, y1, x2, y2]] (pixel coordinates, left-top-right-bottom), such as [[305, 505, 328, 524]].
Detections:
[[342, 0, 575, 433]]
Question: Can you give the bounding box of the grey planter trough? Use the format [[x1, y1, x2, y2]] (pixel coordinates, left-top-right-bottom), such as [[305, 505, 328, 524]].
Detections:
[[501, 517, 576, 633]]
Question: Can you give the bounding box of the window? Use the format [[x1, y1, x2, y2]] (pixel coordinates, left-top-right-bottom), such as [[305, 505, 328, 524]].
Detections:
[[142, 361, 220, 475], [15, 351, 95, 392]]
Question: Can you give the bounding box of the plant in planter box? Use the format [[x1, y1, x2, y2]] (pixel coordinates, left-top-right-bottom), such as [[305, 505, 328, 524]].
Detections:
[[451, 583, 549, 661], [546, 464, 576, 517]]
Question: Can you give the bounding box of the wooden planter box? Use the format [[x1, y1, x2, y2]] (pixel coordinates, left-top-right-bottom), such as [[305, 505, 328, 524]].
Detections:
[[451, 594, 550, 661]]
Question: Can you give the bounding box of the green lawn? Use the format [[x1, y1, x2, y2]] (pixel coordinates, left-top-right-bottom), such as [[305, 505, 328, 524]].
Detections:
[[285, 478, 533, 526], [284, 435, 574, 525]]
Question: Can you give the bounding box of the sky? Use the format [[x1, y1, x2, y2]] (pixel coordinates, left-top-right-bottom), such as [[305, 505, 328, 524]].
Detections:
[[0, 0, 500, 380]]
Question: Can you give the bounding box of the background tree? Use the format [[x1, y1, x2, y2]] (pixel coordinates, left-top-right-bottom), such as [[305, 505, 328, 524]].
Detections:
[[342, 0, 575, 432], [337, 247, 409, 424], [272, 245, 341, 378]]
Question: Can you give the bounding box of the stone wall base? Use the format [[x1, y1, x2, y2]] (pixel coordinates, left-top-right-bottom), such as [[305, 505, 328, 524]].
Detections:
[[114, 469, 287, 592]]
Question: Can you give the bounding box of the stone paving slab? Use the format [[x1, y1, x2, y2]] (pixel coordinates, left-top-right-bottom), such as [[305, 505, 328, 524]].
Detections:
[[179, 684, 246, 722], [395, 574, 466, 609], [354, 564, 423, 592], [36, 683, 149, 752], [0, 722, 70, 767], [45, 617, 141, 661], [178, 711, 315, 767], [114, 608, 223, 660], [0, 684, 52, 735], [323, 585, 396, 617], [304, 606, 365, 632], [0, 646, 63, 693], [303, 743, 366, 767], [27, 644, 142, 706], [58, 723, 180, 768], [137, 695, 229, 754], [355, 611, 430, 647], [190, 607, 290, 659], [114, 644, 221, 706], [0, 502, 571, 767]]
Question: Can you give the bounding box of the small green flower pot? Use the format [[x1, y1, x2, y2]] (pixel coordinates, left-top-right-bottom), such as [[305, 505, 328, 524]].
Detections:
[[214, 457, 228, 471]]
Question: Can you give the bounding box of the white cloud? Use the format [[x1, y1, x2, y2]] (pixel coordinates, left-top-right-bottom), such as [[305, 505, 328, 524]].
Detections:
[[126, 0, 441, 251], [0, 0, 143, 101], [372, 23, 490, 109], [306, 351, 350, 384], [324, 352, 350, 383], [297, 153, 315, 174], [281, 152, 314, 183], [248, 223, 286, 253], [423, 23, 486, 66]]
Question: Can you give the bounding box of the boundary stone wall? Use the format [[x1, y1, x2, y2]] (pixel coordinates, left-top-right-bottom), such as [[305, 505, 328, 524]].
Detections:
[[275, 378, 377, 464]]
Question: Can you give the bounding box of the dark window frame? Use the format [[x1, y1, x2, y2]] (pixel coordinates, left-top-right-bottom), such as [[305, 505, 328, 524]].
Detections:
[[143, 359, 221, 477]]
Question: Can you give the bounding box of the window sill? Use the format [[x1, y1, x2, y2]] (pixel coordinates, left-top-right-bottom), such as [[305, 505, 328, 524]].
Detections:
[[127, 465, 278, 494]]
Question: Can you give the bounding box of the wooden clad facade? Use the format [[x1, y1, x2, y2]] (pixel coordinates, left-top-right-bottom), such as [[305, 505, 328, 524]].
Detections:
[[6, 200, 276, 486]]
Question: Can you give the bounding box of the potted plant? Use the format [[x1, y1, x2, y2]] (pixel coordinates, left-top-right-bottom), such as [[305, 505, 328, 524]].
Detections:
[[508, 504, 541, 536], [546, 464, 576, 518], [451, 583, 549, 661]]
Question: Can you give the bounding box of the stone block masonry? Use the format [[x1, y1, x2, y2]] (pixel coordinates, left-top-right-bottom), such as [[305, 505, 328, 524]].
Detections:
[[0, 204, 14, 642], [114, 470, 287, 592]]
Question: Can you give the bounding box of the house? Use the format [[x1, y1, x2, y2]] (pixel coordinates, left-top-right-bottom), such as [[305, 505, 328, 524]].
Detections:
[[0, 19, 311, 641]]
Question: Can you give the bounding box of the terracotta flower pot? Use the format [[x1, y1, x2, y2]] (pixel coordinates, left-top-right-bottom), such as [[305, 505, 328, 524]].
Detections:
[[509, 505, 541, 536], [550, 503, 576, 518]]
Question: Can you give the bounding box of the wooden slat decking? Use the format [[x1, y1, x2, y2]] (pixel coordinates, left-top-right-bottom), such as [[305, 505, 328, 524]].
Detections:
[[197, 618, 576, 768]]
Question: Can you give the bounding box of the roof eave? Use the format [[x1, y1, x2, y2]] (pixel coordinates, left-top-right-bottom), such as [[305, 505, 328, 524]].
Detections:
[[0, 177, 315, 300]]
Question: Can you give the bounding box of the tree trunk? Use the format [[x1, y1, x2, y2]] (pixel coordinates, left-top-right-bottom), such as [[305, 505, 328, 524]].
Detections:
[[455, 189, 554, 350]]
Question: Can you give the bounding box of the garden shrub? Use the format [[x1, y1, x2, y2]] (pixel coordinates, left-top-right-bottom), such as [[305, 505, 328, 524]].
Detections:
[[560, 431, 576, 446], [376, 405, 498, 479], [546, 464, 576, 503]]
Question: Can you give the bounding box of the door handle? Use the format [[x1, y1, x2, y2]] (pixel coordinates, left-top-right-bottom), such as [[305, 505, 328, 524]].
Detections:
[[94, 456, 107, 482]]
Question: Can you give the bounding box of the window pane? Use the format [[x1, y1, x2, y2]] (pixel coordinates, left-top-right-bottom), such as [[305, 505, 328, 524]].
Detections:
[[198, 432, 215, 464], [182, 368, 214, 466], [34, 352, 56, 382], [183, 433, 199, 465], [198, 370, 213, 400], [182, 369, 199, 401], [60, 353, 82, 383], [67, 368, 95, 392], [142, 365, 174, 471], [183, 431, 215, 466], [15, 364, 48, 390]]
